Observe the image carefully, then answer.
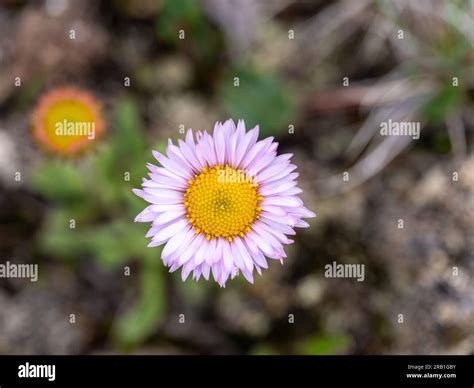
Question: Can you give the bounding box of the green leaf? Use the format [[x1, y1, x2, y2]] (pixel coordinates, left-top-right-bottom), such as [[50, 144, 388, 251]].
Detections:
[[112, 253, 166, 348], [156, 0, 203, 44], [40, 213, 147, 265], [85, 224, 131, 267], [39, 210, 89, 260], [298, 333, 350, 355], [219, 68, 296, 138], [85, 220, 150, 267], [155, 0, 222, 64], [250, 344, 279, 355], [113, 97, 147, 165], [30, 160, 86, 202], [434, 5, 472, 67], [422, 83, 463, 124]]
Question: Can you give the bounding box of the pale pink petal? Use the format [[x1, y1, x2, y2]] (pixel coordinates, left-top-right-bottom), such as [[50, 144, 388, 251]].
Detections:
[[149, 219, 188, 246], [134, 119, 314, 286], [240, 136, 274, 171], [259, 179, 297, 196], [213, 122, 226, 165], [234, 237, 254, 273], [162, 226, 193, 260], [261, 196, 304, 208], [152, 150, 193, 180]]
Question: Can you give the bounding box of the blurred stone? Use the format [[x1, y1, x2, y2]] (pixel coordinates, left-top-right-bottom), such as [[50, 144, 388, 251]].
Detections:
[[409, 167, 447, 205], [154, 93, 219, 137], [1, 1, 108, 101], [0, 287, 86, 354], [251, 22, 294, 72], [44, 0, 69, 17], [0, 131, 21, 187], [296, 275, 324, 308], [135, 56, 192, 92], [363, 156, 474, 354], [217, 290, 270, 337]]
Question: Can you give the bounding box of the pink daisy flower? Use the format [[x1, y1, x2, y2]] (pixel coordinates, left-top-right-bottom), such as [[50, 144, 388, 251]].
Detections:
[[133, 119, 315, 287]]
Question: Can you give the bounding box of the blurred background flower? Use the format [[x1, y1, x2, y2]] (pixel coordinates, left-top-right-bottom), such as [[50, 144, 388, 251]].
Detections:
[[0, 0, 472, 355], [32, 86, 104, 155]]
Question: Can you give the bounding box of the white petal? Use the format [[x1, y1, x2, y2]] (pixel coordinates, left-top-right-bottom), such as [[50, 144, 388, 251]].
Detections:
[[178, 234, 205, 265], [259, 214, 296, 235], [258, 163, 296, 183], [150, 203, 185, 213], [167, 141, 195, 172], [240, 136, 273, 171], [252, 221, 285, 250], [247, 149, 277, 174], [240, 267, 254, 284], [211, 263, 221, 284], [246, 230, 273, 257], [221, 239, 234, 271], [234, 127, 258, 168], [259, 180, 297, 196], [149, 219, 188, 246], [134, 206, 157, 222], [162, 226, 193, 259], [280, 187, 303, 195], [262, 196, 303, 208], [213, 236, 224, 264], [234, 237, 254, 272], [193, 265, 202, 281], [202, 264, 210, 280], [142, 179, 185, 192], [294, 219, 310, 227], [181, 259, 195, 281], [200, 132, 217, 166], [260, 205, 287, 216], [178, 133, 202, 171], [229, 120, 246, 166], [292, 206, 316, 218], [243, 237, 268, 269], [152, 150, 193, 180], [213, 122, 226, 165], [142, 187, 184, 200], [152, 167, 188, 185], [153, 208, 186, 225], [230, 239, 248, 273], [253, 250, 268, 269], [205, 238, 217, 266], [140, 192, 183, 205]]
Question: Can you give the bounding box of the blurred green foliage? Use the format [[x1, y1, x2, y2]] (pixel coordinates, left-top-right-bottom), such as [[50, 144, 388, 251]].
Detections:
[[156, 0, 222, 65], [422, 25, 469, 126], [113, 253, 166, 348], [155, 0, 295, 137], [250, 344, 279, 355], [434, 29, 471, 68], [251, 332, 350, 355], [156, 0, 202, 43], [377, 0, 472, 134], [219, 68, 296, 138], [31, 96, 166, 349], [422, 82, 464, 125], [296, 333, 350, 355]]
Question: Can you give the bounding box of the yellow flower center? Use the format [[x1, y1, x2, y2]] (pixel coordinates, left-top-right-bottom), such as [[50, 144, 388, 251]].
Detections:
[[42, 99, 97, 150], [32, 88, 103, 156], [184, 165, 263, 241]]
